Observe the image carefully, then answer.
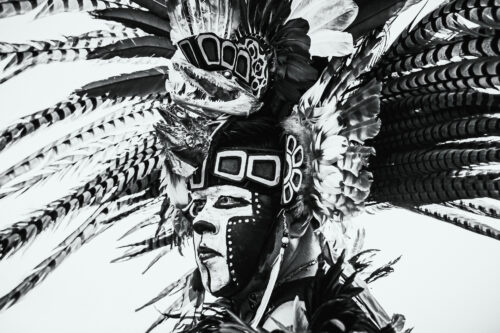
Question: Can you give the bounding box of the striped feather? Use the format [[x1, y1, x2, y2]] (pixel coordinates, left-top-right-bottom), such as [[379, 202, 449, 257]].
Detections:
[[0, 193, 157, 311], [35, 0, 141, 18], [1, 49, 89, 84], [408, 204, 500, 241], [382, 57, 500, 99], [445, 198, 500, 218], [0, 0, 44, 18], [339, 118, 381, 144], [0, 146, 163, 259], [0, 28, 148, 84], [0, 95, 109, 152], [371, 171, 500, 205], [378, 36, 500, 79], [387, 0, 500, 58], [0, 90, 164, 153], [0, 105, 159, 187], [0, 28, 147, 54], [371, 141, 500, 178], [374, 115, 500, 153], [0, 130, 156, 199], [381, 91, 500, 118], [0, 204, 111, 311], [379, 106, 500, 134]]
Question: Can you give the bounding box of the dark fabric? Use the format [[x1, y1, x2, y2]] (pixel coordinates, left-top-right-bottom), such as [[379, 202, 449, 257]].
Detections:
[[266, 276, 316, 316]]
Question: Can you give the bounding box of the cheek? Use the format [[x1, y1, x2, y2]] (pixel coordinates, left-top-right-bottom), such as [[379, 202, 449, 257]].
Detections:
[[224, 193, 280, 287]]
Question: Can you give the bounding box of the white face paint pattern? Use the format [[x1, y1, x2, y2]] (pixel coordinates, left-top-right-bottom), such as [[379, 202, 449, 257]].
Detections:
[[192, 185, 253, 294]]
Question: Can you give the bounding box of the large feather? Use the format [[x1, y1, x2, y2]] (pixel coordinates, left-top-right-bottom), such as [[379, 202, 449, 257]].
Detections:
[[0, 145, 163, 259], [0, 28, 147, 84], [408, 204, 500, 241], [0, 193, 157, 311], [0, 105, 159, 187], [387, 0, 500, 58], [0, 0, 43, 18], [91, 8, 171, 37], [35, 0, 141, 18], [288, 0, 358, 33], [88, 35, 176, 60], [76, 66, 169, 97]]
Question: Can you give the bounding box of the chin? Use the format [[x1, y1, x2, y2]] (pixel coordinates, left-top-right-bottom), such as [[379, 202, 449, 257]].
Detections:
[[199, 256, 231, 294]]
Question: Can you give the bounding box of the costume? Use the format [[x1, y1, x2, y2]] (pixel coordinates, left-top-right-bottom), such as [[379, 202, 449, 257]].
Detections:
[[1, 0, 500, 332]]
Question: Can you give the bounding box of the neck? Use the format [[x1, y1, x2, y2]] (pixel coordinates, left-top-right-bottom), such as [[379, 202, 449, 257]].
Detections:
[[278, 225, 320, 282], [229, 224, 320, 321]]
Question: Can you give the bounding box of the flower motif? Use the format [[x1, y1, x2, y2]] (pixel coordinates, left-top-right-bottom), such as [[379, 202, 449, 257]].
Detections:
[[282, 135, 304, 205]]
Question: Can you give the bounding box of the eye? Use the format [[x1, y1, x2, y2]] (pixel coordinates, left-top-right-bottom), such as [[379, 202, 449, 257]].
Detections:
[[188, 199, 206, 218], [214, 196, 250, 209], [223, 70, 232, 79]]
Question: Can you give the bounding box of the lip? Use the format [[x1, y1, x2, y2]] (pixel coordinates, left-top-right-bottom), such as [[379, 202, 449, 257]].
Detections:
[[197, 245, 222, 262]]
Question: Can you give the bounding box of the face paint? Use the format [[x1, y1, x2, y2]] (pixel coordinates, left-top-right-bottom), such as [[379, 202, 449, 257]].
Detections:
[[188, 185, 279, 297]]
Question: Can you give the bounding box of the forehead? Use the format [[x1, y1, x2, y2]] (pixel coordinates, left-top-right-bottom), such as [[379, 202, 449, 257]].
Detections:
[[191, 185, 252, 200]]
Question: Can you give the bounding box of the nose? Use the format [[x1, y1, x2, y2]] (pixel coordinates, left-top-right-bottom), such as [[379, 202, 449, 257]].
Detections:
[[193, 220, 218, 235]]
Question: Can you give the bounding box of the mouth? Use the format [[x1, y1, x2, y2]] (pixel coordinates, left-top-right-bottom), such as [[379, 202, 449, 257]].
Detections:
[[197, 245, 222, 262], [165, 61, 262, 117]]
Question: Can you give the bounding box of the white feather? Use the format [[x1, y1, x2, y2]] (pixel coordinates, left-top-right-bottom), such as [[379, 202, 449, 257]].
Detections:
[[288, 0, 358, 33], [320, 135, 348, 162], [318, 112, 343, 136], [309, 30, 354, 57]]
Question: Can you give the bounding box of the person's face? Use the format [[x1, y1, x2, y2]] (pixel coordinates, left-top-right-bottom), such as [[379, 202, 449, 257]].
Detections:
[[188, 185, 279, 297]]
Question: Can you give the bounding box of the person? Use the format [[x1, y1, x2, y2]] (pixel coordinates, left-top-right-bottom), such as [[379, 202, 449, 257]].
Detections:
[[166, 113, 398, 332]]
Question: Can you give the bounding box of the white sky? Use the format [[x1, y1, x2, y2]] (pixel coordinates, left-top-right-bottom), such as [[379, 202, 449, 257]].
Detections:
[[1, 4, 500, 333]]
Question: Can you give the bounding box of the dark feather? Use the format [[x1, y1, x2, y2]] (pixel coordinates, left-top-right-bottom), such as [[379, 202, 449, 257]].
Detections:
[[130, 0, 169, 19], [0, 96, 107, 152], [381, 91, 500, 120], [371, 171, 500, 206], [374, 116, 500, 154], [76, 67, 169, 97], [88, 36, 176, 60], [371, 142, 500, 178], [92, 8, 171, 37], [347, 0, 406, 39]]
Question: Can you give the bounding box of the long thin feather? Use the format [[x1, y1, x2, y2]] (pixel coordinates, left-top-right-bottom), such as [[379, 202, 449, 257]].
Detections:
[[91, 8, 171, 37]]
